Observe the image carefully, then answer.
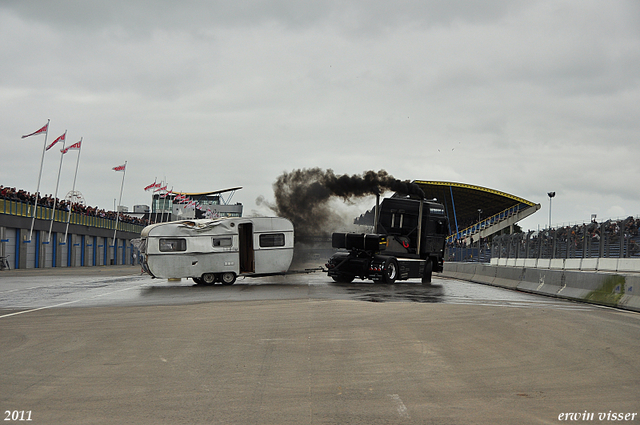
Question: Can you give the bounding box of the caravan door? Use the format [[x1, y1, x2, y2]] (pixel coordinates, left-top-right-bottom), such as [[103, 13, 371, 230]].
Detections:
[[238, 223, 255, 273]]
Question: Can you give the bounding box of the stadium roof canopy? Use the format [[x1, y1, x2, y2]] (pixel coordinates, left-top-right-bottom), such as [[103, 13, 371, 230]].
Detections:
[[412, 180, 539, 235], [176, 187, 243, 197]]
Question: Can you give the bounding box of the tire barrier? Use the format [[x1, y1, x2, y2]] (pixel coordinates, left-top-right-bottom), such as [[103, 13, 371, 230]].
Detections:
[[443, 262, 640, 313]]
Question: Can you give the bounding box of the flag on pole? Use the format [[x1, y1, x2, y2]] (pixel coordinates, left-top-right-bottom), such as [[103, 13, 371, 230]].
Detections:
[[61, 140, 82, 154], [22, 122, 49, 139], [113, 164, 126, 172], [154, 185, 167, 193], [144, 181, 159, 191], [160, 188, 173, 198], [46, 132, 66, 151]]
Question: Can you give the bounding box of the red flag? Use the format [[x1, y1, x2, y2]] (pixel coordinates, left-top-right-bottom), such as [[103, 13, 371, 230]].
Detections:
[[22, 122, 49, 139], [113, 164, 126, 172], [46, 132, 66, 151], [61, 140, 81, 154], [144, 181, 157, 191], [154, 185, 167, 192]]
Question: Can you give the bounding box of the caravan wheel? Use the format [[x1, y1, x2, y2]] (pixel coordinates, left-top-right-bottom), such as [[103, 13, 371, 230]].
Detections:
[[201, 273, 216, 285], [220, 272, 236, 285]]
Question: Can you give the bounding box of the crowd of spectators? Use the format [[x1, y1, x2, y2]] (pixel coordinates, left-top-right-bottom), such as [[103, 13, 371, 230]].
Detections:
[[446, 215, 640, 261], [0, 185, 148, 226], [537, 217, 639, 244], [490, 217, 640, 259], [541, 217, 640, 256]]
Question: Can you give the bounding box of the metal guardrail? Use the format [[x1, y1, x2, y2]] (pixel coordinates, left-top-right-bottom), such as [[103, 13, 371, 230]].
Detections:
[[0, 199, 145, 234]]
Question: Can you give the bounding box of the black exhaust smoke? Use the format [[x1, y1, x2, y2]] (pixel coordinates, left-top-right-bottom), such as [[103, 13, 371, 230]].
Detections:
[[265, 168, 424, 238]]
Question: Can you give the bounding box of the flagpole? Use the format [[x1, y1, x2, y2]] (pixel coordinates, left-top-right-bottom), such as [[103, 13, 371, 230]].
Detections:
[[167, 187, 173, 222], [64, 138, 82, 244], [47, 132, 67, 243], [161, 182, 169, 223], [113, 161, 127, 244], [28, 119, 50, 241], [150, 177, 156, 224], [160, 179, 166, 224]]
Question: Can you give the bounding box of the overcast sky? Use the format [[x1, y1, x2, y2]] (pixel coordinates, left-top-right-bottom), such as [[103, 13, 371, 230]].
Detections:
[[2, 0, 639, 231]]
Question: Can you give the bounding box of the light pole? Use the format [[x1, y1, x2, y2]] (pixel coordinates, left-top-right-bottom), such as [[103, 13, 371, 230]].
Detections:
[[548, 192, 556, 229]]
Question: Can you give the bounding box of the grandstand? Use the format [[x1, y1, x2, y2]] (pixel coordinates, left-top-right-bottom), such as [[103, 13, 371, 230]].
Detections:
[[413, 180, 541, 243], [1, 184, 145, 269], [151, 187, 243, 222]]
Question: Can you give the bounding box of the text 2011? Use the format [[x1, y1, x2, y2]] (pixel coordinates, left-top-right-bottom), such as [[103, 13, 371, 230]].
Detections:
[[4, 411, 32, 421]]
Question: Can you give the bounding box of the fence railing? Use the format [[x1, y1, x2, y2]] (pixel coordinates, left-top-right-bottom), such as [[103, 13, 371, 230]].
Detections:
[[447, 202, 530, 243], [0, 199, 145, 234], [446, 217, 640, 263]]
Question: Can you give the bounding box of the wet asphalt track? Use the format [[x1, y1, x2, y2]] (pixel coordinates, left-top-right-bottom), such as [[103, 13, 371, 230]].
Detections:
[[1, 265, 639, 424], [0, 264, 594, 314]]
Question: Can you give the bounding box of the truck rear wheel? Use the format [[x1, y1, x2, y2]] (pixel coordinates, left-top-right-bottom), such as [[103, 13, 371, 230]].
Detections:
[[422, 258, 433, 284], [331, 274, 355, 283], [220, 272, 236, 285], [383, 258, 398, 284]]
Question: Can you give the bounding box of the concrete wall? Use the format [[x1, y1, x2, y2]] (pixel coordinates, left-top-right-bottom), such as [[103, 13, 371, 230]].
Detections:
[[443, 262, 640, 313], [490, 256, 640, 273]]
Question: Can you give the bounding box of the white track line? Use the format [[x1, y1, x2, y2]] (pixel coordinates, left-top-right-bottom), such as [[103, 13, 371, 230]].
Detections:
[[387, 394, 411, 419], [0, 285, 140, 319]]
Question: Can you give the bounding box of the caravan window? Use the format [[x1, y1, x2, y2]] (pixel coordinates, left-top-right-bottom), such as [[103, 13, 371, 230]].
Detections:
[[259, 233, 285, 247], [159, 238, 186, 252], [212, 237, 232, 247]]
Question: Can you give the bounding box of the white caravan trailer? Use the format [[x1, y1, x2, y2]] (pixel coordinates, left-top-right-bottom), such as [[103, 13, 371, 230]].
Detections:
[[140, 217, 294, 284]]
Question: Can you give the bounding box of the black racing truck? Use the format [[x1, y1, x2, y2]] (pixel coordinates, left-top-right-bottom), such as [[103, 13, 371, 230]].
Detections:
[[326, 195, 449, 284]]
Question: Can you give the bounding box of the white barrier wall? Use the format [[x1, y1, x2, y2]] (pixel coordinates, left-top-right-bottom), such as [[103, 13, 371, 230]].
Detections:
[[490, 257, 640, 273], [443, 262, 640, 313]]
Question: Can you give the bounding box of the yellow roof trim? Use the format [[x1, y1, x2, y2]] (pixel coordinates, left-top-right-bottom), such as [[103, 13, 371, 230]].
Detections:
[[413, 180, 536, 206], [173, 187, 243, 197]]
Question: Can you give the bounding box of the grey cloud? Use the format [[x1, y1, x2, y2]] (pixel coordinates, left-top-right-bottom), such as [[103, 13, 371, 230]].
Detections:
[[2, 0, 528, 33]]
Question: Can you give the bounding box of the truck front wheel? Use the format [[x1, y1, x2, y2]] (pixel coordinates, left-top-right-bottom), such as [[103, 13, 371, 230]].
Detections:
[[383, 258, 398, 284]]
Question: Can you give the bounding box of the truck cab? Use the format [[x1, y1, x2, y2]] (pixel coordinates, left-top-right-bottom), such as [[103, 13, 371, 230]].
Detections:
[[326, 196, 448, 284]]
